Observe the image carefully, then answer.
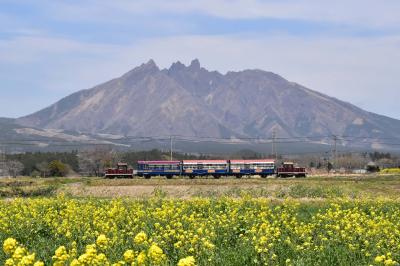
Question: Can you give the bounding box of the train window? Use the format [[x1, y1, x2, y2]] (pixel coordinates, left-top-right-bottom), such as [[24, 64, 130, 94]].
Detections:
[[230, 164, 244, 169], [184, 164, 196, 170], [209, 164, 226, 170]]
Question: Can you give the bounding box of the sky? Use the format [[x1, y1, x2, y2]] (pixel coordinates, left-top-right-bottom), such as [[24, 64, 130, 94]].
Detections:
[[0, 0, 399, 119]]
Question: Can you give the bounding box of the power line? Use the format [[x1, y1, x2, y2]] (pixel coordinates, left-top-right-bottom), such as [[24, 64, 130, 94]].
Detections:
[[1, 134, 400, 149], [2, 133, 400, 142]]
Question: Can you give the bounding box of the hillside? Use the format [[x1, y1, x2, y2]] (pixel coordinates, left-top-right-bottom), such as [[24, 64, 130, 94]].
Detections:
[[17, 59, 400, 150]]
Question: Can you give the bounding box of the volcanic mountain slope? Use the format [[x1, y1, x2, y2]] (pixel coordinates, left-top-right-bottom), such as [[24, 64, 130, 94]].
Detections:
[[17, 59, 400, 149]]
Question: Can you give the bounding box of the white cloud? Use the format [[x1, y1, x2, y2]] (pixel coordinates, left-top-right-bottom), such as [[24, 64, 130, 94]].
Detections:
[[23, 0, 400, 30]]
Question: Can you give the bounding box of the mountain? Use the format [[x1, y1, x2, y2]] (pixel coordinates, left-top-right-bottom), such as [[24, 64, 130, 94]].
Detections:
[[0, 118, 128, 152], [17, 59, 400, 150]]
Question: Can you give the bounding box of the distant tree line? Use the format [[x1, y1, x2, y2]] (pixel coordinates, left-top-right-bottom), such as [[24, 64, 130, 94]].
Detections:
[[0, 149, 212, 177], [5, 151, 79, 177], [0, 149, 399, 177]]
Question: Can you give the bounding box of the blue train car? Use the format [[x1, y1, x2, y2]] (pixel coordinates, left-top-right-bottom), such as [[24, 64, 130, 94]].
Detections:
[[229, 159, 275, 178], [182, 160, 229, 178], [137, 160, 181, 178], [135, 159, 276, 179]]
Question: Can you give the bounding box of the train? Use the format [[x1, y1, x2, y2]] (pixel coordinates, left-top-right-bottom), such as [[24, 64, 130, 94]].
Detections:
[[104, 160, 306, 178]]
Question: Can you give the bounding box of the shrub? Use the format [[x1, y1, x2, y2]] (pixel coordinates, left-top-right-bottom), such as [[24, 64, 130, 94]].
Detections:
[[47, 160, 69, 177]]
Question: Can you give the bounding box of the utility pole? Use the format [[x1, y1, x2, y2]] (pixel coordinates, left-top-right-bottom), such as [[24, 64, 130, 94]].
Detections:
[[332, 135, 337, 170], [0, 145, 4, 176], [170, 136, 173, 161], [272, 129, 277, 161]]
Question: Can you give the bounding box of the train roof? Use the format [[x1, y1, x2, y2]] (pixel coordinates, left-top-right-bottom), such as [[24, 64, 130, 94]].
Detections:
[[182, 160, 228, 164], [138, 160, 180, 164], [230, 159, 275, 164]]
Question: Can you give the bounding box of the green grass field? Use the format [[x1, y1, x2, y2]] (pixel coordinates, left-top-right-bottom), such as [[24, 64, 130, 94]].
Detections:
[[1, 174, 400, 199]]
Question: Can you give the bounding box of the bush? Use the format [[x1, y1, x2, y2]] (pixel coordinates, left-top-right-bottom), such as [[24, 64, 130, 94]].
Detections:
[[30, 170, 41, 178], [48, 160, 69, 177], [381, 168, 400, 174]]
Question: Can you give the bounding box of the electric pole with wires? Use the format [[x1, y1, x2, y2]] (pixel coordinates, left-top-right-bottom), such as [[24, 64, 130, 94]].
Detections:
[[332, 135, 338, 170], [170, 136, 173, 161], [272, 129, 277, 161]]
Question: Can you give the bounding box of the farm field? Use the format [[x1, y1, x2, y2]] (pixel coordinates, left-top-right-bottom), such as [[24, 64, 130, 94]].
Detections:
[[1, 175, 400, 199], [1, 175, 400, 265]]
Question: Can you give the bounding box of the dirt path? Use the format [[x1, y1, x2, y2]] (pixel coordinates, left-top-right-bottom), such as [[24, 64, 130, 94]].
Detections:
[[62, 182, 279, 198]]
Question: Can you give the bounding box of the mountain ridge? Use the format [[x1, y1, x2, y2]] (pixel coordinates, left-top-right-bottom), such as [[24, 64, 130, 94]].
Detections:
[[17, 59, 400, 150]]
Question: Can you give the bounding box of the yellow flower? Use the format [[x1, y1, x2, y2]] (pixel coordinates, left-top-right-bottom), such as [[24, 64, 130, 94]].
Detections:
[[3, 238, 18, 255], [96, 234, 109, 249], [52, 246, 69, 265], [96, 253, 109, 264], [177, 256, 196, 266], [137, 251, 147, 266], [33, 262, 45, 266], [5, 258, 15, 266], [148, 243, 165, 264], [20, 253, 36, 266], [384, 259, 397, 266], [375, 255, 386, 263], [70, 259, 81, 266], [123, 249, 135, 263], [134, 231, 148, 244], [12, 246, 27, 261]]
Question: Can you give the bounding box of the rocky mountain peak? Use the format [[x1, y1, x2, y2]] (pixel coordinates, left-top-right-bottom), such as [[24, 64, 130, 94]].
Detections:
[[189, 59, 201, 70], [136, 59, 159, 71], [16, 59, 400, 150], [121, 59, 160, 82], [168, 61, 186, 72]]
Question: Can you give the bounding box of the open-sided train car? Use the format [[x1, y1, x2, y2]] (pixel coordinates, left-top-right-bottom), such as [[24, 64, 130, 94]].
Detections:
[[230, 159, 275, 177], [182, 160, 229, 178], [137, 160, 181, 179]]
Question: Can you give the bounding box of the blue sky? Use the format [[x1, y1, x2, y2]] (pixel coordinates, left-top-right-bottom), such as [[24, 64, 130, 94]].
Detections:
[[0, 0, 399, 119]]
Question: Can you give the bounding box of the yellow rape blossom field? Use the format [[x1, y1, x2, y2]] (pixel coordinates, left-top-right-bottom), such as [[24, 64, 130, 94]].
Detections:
[[1, 194, 400, 265]]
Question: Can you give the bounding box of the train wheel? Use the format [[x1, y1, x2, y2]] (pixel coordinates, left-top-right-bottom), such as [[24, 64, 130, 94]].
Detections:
[[144, 175, 151, 179], [189, 175, 195, 179], [166, 175, 173, 179], [235, 175, 242, 179], [213, 175, 220, 179]]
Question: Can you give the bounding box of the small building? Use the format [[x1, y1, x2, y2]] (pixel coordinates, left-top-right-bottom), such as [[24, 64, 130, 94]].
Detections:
[[353, 169, 367, 174], [366, 162, 380, 173]]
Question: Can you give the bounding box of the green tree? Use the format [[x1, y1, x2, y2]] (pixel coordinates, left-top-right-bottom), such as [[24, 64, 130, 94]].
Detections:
[[48, 160, 69, 177]]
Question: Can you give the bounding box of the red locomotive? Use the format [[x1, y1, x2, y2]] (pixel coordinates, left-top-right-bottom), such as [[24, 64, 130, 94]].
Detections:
[[276, 162, 306, 178], [104, 163, 134, 178]]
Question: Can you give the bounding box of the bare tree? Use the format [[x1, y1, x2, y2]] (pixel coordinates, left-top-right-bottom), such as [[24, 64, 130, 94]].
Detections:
[[78, 146, 117, 177], [0, 161, 6, 177], [36, 161, 49, 178], [5, 160, 24, 178]]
